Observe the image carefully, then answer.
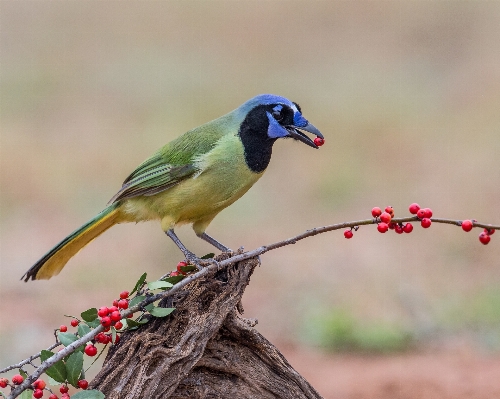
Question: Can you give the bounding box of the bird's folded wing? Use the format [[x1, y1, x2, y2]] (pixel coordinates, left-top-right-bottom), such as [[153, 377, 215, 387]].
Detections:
[[108, 158, 196, 203]]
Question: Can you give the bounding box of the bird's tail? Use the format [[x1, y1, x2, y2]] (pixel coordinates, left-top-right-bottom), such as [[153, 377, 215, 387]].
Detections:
[[22, 204, 123, 281]]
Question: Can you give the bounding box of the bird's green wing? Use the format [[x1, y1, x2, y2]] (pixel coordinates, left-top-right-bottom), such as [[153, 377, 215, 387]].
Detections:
[[109, 118, 232, 204], [109, 158, 196, 204]]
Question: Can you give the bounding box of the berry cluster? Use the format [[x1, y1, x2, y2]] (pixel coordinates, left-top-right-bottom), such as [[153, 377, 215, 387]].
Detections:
[[95, 290, 131, 346], [408, 203, 433, 228], [0, 375, 89, 398], [342, 202, 496, 244], [372, 205, 415, 235]]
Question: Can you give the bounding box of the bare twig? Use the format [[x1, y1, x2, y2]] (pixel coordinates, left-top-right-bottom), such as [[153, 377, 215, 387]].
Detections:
[[0, 342, 60, 374], [5, 215, 498, 398]]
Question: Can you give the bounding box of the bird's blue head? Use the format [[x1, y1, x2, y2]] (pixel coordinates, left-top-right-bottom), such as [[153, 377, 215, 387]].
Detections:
[[235, 94, 324, 173], [237, 94, 324, 149]]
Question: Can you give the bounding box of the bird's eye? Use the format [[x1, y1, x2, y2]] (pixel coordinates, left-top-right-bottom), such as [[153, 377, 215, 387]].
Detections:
[[272, 105, 284, 121]]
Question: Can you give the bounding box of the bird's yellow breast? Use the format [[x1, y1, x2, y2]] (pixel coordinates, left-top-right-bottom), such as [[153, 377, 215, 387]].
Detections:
[[122, 134, 263, 233]]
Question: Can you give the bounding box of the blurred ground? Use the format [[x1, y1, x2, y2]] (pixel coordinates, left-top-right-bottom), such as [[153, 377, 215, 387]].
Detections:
[[282, 345, 500, 399], [1, 1, 500, 398]]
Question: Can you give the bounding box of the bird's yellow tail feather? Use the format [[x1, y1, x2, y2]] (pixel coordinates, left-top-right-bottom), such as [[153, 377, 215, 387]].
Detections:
[[22, 204, 123, 281]]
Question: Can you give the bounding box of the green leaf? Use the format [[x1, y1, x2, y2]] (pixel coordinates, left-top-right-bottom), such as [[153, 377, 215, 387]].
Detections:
[[81, 308, 98, 322], [111, 327, 117, 344], [66, 351, 84, 387], [77, 323, 92, 338], [131, 272, 147, 295], [179, 265, 196, 273], [44, 355, 67, 383], [19, 389, 33, 399], [58, 332, 79, 347], [147, 280, 173, 290], [150, 307, 175, 318], [41, 349, 55, 362], [86, 319, 101, 328], [125, 318, 149, 329], [162, 275, 184, 285], [18, 369, 28, 378], [128, 295, 146, 308], [144, 303, 155, 312], [201, 252, 215, 259], [71, 390, 105, 399]]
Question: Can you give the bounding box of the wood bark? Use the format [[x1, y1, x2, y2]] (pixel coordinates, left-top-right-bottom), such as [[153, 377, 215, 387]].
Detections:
[[90, 256, 323, 399]]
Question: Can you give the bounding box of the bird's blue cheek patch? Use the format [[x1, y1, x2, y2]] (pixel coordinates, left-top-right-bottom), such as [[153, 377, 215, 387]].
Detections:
[[293, 113, 308, 128], [266, 112, 288, 138]]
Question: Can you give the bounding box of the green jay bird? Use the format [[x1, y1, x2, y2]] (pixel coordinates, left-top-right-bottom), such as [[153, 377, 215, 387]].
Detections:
[[22, 94, 324, 281]]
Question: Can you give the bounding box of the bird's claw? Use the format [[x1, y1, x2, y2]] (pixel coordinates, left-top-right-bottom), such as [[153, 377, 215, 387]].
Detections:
[[184, 251, 205, 271]]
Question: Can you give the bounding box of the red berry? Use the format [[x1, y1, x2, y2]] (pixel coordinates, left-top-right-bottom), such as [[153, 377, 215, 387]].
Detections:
[[97, 307, 109, 317], [104, 334, 112, 344], [461, 220, 473, 232], [403, 223, 413, 233], [103, 326, 110, 332], [112, 299, 119, 307], [119, 291, 129, 299], [423, 208, 433, 218], [117, 299, 128, 309], [0, 378, 8, 388], [385, 206, 394, 216], [115, 321, 123, 330], [33, 379, 46, 390], [170, 271, 180, 277], [377, 223, 389, 233], [388, 222, 396, 230], [113, 335, 121, 345], [84, 344, 97, 357], [394, 225, 404, 234], [126, 313, 133, 318], [479, 232, 491, 245], [177, 261, 188, 275], [78, 379, 89, 390], [313, 137, 325, 147], [60, 385, 69, 394], [59, 325, 68, 332], [344, 229, 353, 239], [421, 218, 432, 228], [95, 332, 105, 343], [416, 209, 426, 219], [484, 228, 495, 235], [12, 375, 24, 385], [379, 212, 392, 224], [61, 394, 70, 399], [110, 311, 122, 322], [108, 306, 118, 313], [371, 207, 382, 218], [70, 319, 79, 327], [343, 229, 354, 239], [409, 203, 420, 214], [49, 395, 58, 399], [33, 389, 44, 399], [100, 316, 112, 327]]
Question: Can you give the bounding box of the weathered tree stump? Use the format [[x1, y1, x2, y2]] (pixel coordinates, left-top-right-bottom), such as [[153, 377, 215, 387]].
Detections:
[[90, 255, 323, 399]]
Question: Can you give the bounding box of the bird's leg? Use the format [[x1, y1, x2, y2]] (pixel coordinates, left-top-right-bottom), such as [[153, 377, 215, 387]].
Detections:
[[198, 232, 232, 253], [165, 229, 203, 270]]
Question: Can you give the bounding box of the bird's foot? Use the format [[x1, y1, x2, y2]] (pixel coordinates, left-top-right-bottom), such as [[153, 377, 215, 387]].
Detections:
[[184, 251, 205, 271]]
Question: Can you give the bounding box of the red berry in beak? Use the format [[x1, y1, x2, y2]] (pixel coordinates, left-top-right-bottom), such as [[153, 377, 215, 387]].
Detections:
[[313, 137, 325, 147]]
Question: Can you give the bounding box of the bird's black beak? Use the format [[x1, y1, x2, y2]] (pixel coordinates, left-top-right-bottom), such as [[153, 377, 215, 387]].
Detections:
[[286, 123, 324, 149]]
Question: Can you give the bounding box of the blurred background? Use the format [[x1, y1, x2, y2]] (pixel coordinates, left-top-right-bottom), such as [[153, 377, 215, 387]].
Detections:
[[1, 1, 500, 398]]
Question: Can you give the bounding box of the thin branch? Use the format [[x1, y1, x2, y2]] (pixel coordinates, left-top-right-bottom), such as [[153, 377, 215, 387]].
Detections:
[[0, 342, 60, 374], [5, 215, 498, 398]]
